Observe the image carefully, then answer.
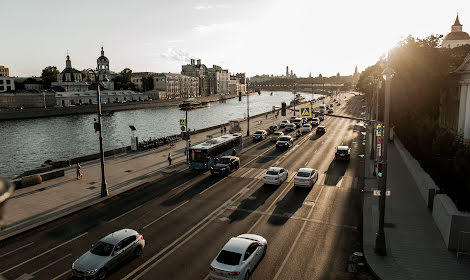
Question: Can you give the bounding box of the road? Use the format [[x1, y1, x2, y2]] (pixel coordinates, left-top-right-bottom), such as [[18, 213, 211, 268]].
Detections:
[[0, 94, 374, 280]]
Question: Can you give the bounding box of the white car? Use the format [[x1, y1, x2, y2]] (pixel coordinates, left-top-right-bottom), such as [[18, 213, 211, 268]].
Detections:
[[311, 118, 320, 126], [279, 120, 289, 128], [263, 167, 288, 185], [294, 168, 319, 188], [300, 124, 311, 134], [285, 123, 296, 132], [209, 234, 267, 280]]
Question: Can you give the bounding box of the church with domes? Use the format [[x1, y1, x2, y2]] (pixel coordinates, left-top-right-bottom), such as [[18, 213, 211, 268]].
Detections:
[[442, 14, 470, 48]]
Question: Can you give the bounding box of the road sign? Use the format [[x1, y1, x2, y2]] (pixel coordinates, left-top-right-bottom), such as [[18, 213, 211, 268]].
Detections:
[[179, 119, 186, 126], [377, 136, 382, 144], [376, 125, 383, 137], [373, 190, 391, 196], [181, 125, 185, 131], [299, 105, 312, 118]]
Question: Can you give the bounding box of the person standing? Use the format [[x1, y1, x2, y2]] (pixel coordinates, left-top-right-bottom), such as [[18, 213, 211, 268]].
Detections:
[[76, 163, 83, 180], [220, 127, 223, 135], [168, 153, 172, 166]]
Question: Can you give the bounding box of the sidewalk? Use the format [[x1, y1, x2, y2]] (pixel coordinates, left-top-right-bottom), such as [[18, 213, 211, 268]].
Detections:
[[0, 103, 305, 241], [363, 127, 470, 279]]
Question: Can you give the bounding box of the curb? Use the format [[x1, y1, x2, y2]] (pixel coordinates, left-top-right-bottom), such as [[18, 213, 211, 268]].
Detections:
[[0, 161, 188, 242]]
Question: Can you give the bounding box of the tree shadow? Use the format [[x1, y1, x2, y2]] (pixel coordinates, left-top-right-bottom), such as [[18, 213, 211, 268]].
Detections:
[[268, 187, 311, 225], [160, 175, 223, 206], [229, 184, 279, 223], [256, 149, 284, 163]]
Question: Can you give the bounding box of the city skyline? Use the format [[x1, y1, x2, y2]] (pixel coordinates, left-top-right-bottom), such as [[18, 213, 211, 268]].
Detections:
[[2, 0, 468, 77]]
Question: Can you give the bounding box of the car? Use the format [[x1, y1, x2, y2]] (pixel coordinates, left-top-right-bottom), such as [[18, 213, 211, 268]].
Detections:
[[285, 123, 296, 132], [279, 120, 290, 128], [328, 108, 333, 114], [311, 118, 320, 126], [335, 145, 351, 160], [319, 108, 325, 114], [211, 156, 240, 175], [263, 167, 288, 185], [270, 131, 284, 142], [276, 135, 293, 150], [252, 130, 267, 141], [300, 124, 312, 134], [325, 104, 330, 109], [209, 234, 267, 280], [292, 118, 302, 128], [289, 116, 297, 122], [316, 126, 326, 134], [294, 168, 318, 188], [318, 115, 325, 122], [330, 103, 334, 107], [268, 124, 278, 133], [72, 229, 145, 280]]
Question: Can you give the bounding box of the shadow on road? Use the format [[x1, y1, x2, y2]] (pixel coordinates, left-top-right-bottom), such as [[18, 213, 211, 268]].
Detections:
[[160, 174, 222, 206], [229, 184, 279, 223], [268, 187, 311, 225], [324, 159, 349, 186]]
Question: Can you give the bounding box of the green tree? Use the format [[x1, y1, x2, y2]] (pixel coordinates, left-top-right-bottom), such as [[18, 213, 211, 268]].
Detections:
[[41, 66, 59, 88], [113, 68, 136, 90]]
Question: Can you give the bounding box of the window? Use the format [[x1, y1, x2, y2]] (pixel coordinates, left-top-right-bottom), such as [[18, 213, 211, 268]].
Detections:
[[121, 235, 137, 248], [6, 80, 10, 84], [244, 243, 258, 261], [0, 86, 4, 91], [0, 80, 4, 84], [90, 241, 114, 256], [216, 250, 241, 265]]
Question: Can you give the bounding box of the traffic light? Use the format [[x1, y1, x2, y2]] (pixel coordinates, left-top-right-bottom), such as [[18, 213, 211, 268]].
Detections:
[[377, 162, 383, 177], [281, 102, 286, 116]]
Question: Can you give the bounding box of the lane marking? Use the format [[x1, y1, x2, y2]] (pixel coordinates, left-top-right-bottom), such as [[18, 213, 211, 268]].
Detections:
[[0, 242, 34, 259], [108, 204, 145, 223], [143, 201, 189, 229], [51, 270, 70, 280], [31, 253, 71, 275], [0, 232, 87, 275]]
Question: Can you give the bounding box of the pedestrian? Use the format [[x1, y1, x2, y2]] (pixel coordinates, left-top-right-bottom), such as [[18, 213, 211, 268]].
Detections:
[[76, 163, 83, 180], [265, 113, 268, 119], [168, 153, 172, 166], [220, 127, 223, 135], [224, 126, 227, 134]]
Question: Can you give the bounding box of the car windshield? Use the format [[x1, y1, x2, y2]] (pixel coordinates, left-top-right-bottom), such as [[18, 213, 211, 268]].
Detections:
[[302, 125, 310, 127], [266, 170, 279, 175], [318, 127, 325, 131], [216, 250, 242, 266], [254, 131, 263, 134], [273, 132, 282, 136], [90, 241, 114, 256], [218, 158, 231, 164], [281, 120, 288, 123], [279, 137, 290, 141], [297, 171, 311, 177]]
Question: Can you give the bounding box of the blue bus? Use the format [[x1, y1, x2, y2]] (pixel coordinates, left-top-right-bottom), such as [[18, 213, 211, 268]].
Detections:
[[189, 133, 243, 170]]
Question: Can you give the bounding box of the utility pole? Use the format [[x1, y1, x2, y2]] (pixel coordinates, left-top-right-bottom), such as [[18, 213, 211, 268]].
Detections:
[[185, 108, 189, 162], [246, 90, 250, 136], [96, 73, 108, 197]]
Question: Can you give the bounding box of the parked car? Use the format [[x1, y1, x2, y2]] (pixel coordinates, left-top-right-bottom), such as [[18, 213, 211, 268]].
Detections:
[[263, 167, 288, 186], [211, 156, 240, 175], [209, 234, 267, 280], [252, 130, 267, 141], [72, 229, 145, 280], [335, 145, 351, 160], [268, 124, 278, 133], [300, 124, 312, 134], [285, 123, 296, 132], [316, 126, 326, 134], [270, 131, 284, 142], [294, 168, 319, 188], [311, 118, 320, 126], [276, 135, 293, 150], [280, 120, 290, 128]]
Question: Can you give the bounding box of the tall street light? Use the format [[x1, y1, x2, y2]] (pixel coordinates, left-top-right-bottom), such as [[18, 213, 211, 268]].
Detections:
[[374, 65, 394, 256], [87, 68, 108, 197], [246, 90, 250, 136]]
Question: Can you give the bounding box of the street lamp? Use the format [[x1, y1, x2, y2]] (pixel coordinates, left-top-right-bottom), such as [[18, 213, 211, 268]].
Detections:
[[374, 65, 394, 256], [246, 90, 250, 136], [87, 68, 108, 197]]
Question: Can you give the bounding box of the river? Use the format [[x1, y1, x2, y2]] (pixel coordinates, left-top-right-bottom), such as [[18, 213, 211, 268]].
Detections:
[[0, 91, 321, 178]]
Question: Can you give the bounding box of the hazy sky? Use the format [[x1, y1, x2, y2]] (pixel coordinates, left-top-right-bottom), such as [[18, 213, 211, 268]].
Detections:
[[2, 0, 469, 77]]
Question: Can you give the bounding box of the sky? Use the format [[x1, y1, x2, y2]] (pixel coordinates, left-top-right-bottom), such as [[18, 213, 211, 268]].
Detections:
[[2, 0, 469, 78]]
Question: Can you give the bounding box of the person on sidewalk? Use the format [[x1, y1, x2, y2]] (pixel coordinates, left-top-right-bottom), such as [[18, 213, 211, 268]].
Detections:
[[76, 163, 83, 180], [168, 153, 172, 166], [220, 127, 223, 135]]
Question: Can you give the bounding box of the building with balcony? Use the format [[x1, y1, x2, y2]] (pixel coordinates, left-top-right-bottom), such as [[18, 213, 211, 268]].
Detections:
[[0, 66, 9, 77], [153, 73, 199, 98]]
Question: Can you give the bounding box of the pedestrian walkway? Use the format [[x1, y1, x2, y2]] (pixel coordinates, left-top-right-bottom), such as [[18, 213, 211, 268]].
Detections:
[[363, 128, 470, 279], [0, 103, 311, 241]]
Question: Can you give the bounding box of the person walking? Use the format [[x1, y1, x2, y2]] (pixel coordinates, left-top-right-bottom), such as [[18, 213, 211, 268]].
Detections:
[[220, 127, 223, 135], [168, 153, 172, 166], [76, 163, 83, 180]]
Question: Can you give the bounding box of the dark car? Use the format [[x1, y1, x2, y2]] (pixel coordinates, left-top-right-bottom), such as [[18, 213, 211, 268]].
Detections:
[[211, 156, 240, 175], [268, 124, 278, 133], [316, 126, 326, 135], [252, 130, 267, 141], [335, 145, 351, 160]]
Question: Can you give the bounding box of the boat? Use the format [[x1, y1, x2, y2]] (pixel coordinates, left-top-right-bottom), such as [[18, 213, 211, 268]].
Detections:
[[290, 93, 307, 106], [179, 99, 210, 110]]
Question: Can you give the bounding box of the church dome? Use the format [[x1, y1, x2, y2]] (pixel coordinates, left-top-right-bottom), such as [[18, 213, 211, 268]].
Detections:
[[97, 46, 109, 63], [444, 31, 470, 40]]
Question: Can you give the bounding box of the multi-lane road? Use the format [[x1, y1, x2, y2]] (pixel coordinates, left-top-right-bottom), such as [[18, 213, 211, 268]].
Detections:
[[0, 94, 373, 280]]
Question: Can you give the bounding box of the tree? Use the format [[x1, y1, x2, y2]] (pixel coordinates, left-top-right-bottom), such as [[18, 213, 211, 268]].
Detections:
[[41, 66, 59, 88], [113, 68, 136, 91], [142, 76, 154, 92]]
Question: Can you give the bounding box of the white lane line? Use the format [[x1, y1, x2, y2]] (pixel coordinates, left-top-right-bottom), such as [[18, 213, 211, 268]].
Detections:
[[51, 269, 70, 280], [108, 204, 145, 223], [0, 242, 34, 259], [143, 201, 189, 229], [31, 253, 71, 275], [0, 232, 87, 275]]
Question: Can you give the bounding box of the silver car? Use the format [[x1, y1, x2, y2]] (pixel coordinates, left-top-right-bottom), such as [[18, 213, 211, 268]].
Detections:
[[72, 228, 145, 279]]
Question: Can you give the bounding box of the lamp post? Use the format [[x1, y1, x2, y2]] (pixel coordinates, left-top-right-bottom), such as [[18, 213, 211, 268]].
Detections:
[[246, 90, 250, 136], [374, 65, 394, 256], [88, 68, 108, 197], [293, 83, 297, 116]]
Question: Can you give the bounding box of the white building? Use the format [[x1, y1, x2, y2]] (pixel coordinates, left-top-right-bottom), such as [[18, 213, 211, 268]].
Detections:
[[56, 90, 148, 107], [0, 76, 15, 92], [442, 14, 470, 48]]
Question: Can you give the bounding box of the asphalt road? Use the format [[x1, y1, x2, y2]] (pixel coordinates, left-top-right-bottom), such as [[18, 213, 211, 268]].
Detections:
[[0, 94, 375, 280]]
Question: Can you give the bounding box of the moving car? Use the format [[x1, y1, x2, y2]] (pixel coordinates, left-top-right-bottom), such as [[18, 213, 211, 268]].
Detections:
[[318, 115, 325, 121], [335, 145, 351, 160], [268, 124, 278, 133], [300, 124, 312, 134], [328, 108, 333, 114], [263, 167, 288, 186], [270, 131, 284, 142], [311, 118, 320, 126], [72, 229, 145, 280], [316, 126, 326, 134], [211, 156, 240, 175], [292, 118, 302, 128], [209, 234, 267, 280], [279, 120, 289, 128], [294, 168, 319, 188], [276, 135, 293, 150], [285, 123, 296, 132], [252, 130, 267, 141]]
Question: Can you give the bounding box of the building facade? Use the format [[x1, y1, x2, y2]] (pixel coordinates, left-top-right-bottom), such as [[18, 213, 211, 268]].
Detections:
[[55, 90, 148, 107], [0, 92, 55, 108], [442, 14, 470, 48], [182, 59, 210, 96], [0, 66, 9, 77], [208, 65, 229, 95], [153, 73, 199, 98], [0, 77, 15, 92]]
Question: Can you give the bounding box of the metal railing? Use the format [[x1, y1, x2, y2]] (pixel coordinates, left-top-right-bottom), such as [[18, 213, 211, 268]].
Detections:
[[457, 231, 470, 260]]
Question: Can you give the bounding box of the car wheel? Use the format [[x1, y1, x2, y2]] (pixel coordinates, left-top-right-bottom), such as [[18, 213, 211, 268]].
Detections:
[[97, 268, 107, 280], [244, 270, 251, 280], [134, 245, 143, 257], [236, 163, 240, 170]]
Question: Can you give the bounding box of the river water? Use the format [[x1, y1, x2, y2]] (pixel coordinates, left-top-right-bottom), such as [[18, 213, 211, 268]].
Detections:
[[0, 91, 321, 178]]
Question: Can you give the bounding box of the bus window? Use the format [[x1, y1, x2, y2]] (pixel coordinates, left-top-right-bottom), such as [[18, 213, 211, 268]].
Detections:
[[191, 150, 209, 162]]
